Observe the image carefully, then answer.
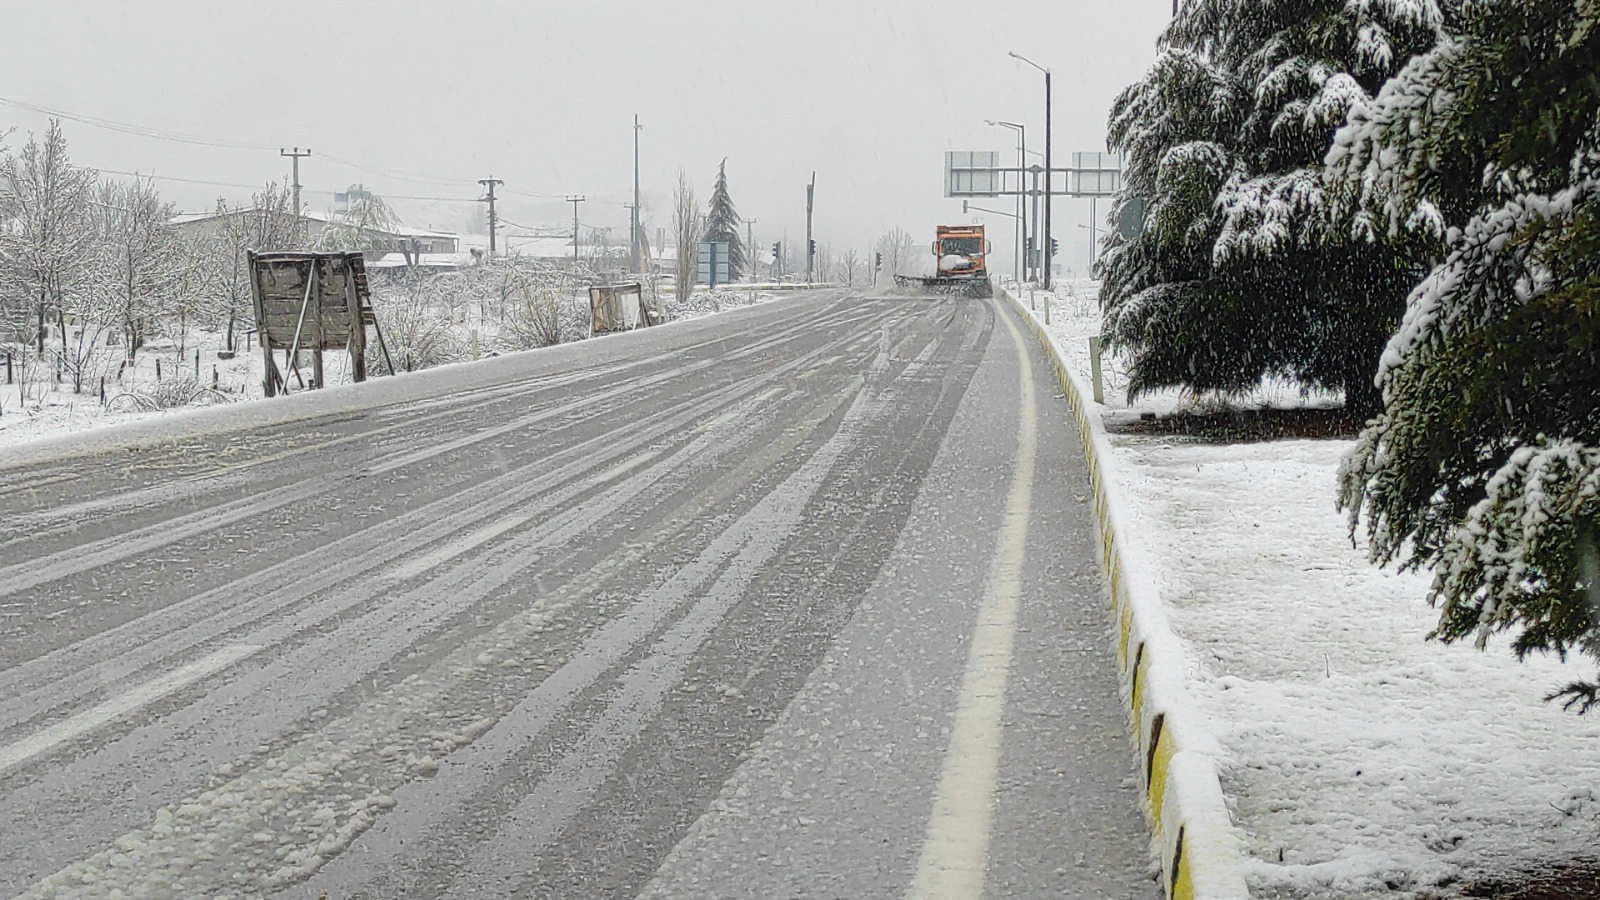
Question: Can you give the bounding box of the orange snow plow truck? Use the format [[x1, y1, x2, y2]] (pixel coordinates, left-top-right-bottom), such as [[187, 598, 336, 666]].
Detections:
[[894, 224, 993, 297]]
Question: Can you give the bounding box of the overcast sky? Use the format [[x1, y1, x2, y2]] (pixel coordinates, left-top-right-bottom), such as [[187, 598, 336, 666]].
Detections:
[[0, 0, 1169, 273]]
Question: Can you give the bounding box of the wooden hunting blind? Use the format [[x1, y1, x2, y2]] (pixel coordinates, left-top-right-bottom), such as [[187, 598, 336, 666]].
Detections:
[[248, 250, 392, 396]]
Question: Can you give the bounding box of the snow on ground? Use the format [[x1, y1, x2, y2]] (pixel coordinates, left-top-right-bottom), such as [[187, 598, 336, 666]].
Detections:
[[1013, 278, 1600, 898], [0, 286, 781, 455]]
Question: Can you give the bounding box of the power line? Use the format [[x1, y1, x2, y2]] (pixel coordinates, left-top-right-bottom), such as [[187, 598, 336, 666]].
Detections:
[[0, 95, 499, 193], [317, 151, 471, 188], [0, 95, 276, 151], [93, 166, 480, 203]]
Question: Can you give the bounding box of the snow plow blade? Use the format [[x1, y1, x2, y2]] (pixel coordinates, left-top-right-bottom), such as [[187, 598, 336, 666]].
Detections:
[[892, 274, 993, 298]]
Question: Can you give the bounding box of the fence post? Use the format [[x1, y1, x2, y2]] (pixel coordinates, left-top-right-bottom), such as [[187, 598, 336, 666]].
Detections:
[[212, 365, 219, 391], [4, 352, 10, 385], [155, 359, 162, 382], [99, 376, 106, 406], [1044, 295, 1051, 326], [194, 349, 200, 379], [1090, 337, 1105, 405]]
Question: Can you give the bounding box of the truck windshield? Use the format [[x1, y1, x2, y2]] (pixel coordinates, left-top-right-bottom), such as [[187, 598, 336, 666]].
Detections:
[[941, 237, 981, 256]]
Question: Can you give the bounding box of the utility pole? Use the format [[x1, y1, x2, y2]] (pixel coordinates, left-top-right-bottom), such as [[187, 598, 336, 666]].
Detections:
[[566, 195, 586, 270], [479, 177, 504, 255], [805, 172, 815, 284], [631, 115, 643, 274], [280, 146, 311, 233]]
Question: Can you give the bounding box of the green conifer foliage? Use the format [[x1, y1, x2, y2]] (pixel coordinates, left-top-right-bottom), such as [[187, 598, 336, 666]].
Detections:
[[1100, 0, 1444, 415], [1332, 0, 1600, 707]]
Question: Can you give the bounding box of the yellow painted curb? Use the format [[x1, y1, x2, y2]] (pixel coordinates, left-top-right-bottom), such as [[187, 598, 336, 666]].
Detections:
[[998, 288, 1249, 900]]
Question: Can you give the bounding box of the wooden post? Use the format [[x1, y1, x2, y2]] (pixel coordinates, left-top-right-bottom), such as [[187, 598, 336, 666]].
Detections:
[[99, 376, 105, 405], [283, 259, 317, 393], [249, 251, 282, 397], [312, 257, 326, 390], [346, 256, 368, 383], [156, 358, 162, 381], [370, 305, 396, 376], [1090, 337, 1105, 405]]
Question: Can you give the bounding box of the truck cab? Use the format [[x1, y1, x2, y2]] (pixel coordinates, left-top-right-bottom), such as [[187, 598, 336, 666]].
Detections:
[[934, 225, 989, 280]]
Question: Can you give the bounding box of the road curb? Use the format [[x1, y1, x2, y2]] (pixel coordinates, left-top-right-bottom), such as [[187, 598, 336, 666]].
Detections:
[[999, 286, 1250, 900]]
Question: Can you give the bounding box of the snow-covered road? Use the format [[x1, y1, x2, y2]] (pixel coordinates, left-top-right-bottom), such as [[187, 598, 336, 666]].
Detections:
[[0, 290, 1155, 899]]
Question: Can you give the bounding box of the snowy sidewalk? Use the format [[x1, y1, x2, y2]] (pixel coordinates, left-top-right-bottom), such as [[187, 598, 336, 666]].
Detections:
[[1012, 279, 1600, 899]]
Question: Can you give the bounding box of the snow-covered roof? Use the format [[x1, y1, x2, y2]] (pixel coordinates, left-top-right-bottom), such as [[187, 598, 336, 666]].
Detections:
[[502, 235, 574, 259], [170, 208, 456, 242], [171, 207, 339, 227], [368, 251, 478, 270]]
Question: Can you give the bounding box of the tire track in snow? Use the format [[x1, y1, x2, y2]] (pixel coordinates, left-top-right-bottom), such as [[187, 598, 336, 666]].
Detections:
[[0, 334, 841, 735], [303, 308, 948, 896], [1, 306, 893, 895], [10, 339, 882, 900]]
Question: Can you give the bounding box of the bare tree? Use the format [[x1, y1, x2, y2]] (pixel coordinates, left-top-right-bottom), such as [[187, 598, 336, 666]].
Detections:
[[94, 177, 185, 362], [0, 120, 98, 364], [197, 182, 303, 352], [814, 242, 835, 286], [837, 249, 861, 286], [876, 227, 920, 276], [672, 170, 701, 293]]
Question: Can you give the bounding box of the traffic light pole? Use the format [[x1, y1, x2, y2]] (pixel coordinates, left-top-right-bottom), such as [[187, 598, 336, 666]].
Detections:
[[804, 173, 815, 284]]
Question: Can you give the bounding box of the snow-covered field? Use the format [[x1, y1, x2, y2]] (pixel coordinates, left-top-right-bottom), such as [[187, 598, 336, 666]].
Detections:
[[1017, 278, 1600, 899], [0, 287, 780, 452]]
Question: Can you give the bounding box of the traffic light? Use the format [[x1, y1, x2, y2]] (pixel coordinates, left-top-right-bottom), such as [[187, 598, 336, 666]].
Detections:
[[874, 252, 883, 270], [808, 240, 817, 257], [1050, 237, 1059, 256], [771, 241, 782, 261]]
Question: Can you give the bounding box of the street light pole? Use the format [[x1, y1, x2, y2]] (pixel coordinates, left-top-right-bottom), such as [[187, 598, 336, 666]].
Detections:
[[631, 115, 642, 274], [986, 120, 1026, 284], [1009, 51, 1053, 290]]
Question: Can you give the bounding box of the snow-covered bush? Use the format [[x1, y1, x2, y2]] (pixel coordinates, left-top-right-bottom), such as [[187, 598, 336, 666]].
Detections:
[[367, 274, 468, 373], [496, 282, 588, 351], [1333, 0, 1600, 708]]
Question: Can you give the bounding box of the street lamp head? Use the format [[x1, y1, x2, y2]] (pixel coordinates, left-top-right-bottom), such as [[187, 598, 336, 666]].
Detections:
[[1008, 50, 1050, 75]]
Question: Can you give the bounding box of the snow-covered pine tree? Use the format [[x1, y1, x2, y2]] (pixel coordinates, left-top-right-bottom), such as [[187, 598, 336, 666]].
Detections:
[[703, 159, 747, 282], [1099, 0, 1445, 415], [1332, 0, 1600, 708]]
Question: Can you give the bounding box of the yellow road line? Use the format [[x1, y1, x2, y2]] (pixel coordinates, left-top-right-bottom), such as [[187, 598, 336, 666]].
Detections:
[[908, 302, 1038, 900]]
